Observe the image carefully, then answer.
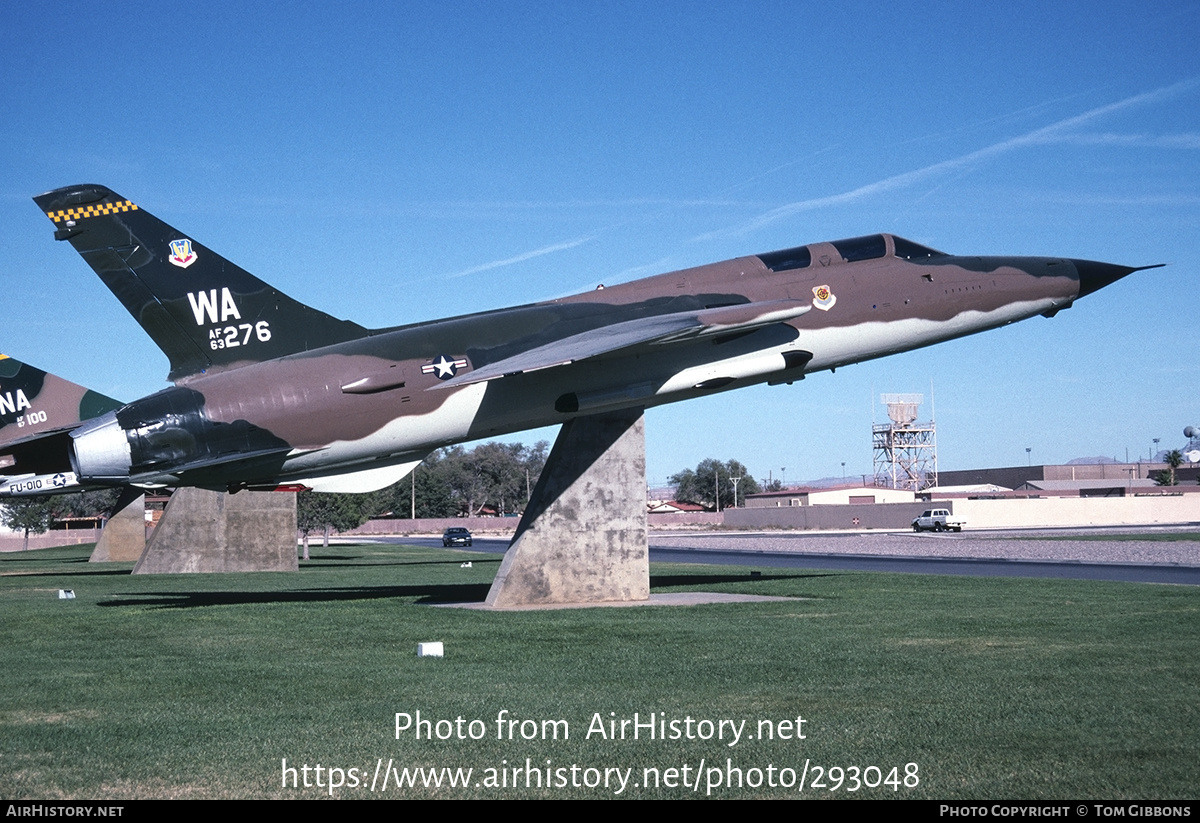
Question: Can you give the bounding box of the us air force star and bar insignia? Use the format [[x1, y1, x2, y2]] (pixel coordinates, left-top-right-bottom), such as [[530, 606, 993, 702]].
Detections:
[[168, 239, 198, 269], [422, 355, 468, 379], [812, 284, 837, 311]]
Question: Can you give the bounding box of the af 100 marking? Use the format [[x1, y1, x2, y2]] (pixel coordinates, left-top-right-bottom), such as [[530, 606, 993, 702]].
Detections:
[[15, 410, 49, 428]]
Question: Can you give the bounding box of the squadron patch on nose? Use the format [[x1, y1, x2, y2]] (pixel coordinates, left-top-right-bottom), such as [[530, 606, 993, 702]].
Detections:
[[812, 284, 837, 311], [422, 355, 468, 379]]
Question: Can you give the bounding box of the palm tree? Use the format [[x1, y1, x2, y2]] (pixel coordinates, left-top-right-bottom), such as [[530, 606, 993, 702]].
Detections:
[[1165, 450, 1184, 486]]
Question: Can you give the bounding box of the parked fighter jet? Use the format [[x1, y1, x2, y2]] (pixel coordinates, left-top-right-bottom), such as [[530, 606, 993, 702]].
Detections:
[[0, 354, 121, 497], [30, 184, 1158, 494]]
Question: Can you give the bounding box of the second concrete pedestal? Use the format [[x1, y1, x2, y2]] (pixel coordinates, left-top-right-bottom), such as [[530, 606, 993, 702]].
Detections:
[[133, 487, 298, 574], [486, 407, 648, 607], [89, 493, 146, 562]]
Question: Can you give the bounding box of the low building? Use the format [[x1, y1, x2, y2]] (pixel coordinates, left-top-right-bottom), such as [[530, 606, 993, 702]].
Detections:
[[647, 500, 708, 514], [744, 485, 916, 508], [937, 461, 1198, 489]]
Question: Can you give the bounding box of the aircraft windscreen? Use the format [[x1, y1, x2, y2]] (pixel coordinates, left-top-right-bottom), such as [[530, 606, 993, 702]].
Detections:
[[892, 237, 945, 260], [760, 234, 943, 271], [830, 235, 887, 262], [757, 245, 812, 272]]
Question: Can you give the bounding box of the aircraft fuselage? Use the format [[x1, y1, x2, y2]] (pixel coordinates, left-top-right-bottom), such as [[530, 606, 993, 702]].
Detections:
[[71, 242, 1081, 491], [29, 186, 1147, 495]]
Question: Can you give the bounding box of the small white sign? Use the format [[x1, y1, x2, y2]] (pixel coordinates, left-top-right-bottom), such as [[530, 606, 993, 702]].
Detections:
[[417, 642, 444, 658]]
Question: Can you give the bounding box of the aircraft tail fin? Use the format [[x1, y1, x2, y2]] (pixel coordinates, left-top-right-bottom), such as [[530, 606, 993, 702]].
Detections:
[[33, 185, 369, 382], [0, 354, 122, 481], [0, 354, 121, 449]]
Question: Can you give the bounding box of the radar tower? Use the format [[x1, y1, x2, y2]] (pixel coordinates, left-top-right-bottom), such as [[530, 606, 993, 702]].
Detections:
[[873, 393, 938, 490]]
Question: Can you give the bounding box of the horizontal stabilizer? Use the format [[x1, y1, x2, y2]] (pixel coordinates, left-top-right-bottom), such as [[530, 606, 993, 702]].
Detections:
[[432, 299, 812, 389]]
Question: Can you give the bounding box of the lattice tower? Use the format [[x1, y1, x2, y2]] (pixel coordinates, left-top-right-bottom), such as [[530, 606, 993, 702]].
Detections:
[[873, 394, 938, 491]]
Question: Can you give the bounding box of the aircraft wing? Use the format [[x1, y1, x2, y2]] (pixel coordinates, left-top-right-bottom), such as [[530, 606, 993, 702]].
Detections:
[[431, 299, 812, 390]]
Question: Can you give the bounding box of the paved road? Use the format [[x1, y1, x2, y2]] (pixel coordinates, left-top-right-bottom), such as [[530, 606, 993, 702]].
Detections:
[[647, 547, 1200, 585], [371, 528, 1200, 585]]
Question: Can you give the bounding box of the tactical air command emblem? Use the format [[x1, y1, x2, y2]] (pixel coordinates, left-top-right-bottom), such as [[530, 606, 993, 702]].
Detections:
[[422, 355, 468, 380], [812, 284, 837, 311], [168, 239, 198, 269]]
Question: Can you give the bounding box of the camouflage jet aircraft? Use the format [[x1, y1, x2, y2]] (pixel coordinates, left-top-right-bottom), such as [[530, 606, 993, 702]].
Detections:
[[0, 353, 121, 497], [28, 184, 1158, 495]]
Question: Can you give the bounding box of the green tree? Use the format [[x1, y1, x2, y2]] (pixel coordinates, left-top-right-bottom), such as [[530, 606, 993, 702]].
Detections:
[[56, 489, 122, 520], [296, 492, 369, 559], [1, 497, 57, 551], [439, 441, 549, 516], [669, 458, 761, 510], [365, 440, 550, 522], [369, 450, 458, 519], [442, 445, 493, 516], [1164, 449, 1183, 486]]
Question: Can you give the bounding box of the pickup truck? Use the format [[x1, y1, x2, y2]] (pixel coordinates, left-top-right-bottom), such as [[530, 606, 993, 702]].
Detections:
[[911, 509, 965, 532]]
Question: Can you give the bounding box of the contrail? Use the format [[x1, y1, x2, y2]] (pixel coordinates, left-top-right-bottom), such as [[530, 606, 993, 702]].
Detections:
[[700, 78, 1200, 240], [446, 235, 593, 279]]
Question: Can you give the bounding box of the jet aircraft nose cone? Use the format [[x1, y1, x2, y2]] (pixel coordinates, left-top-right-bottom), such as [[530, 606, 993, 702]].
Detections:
[[1071, 259, 1163, 299]]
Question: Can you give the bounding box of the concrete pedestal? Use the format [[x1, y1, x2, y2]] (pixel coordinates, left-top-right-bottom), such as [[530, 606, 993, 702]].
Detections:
[[89, 493, 145, 562], [486, 407, 648, 607], [133, 487, 298, 574]]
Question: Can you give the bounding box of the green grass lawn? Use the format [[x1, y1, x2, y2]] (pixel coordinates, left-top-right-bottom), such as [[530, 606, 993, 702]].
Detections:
[[1, 542, 1196, 799]]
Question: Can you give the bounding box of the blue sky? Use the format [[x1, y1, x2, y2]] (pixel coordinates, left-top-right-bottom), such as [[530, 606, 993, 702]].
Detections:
[[3, 1, 1197, 487]]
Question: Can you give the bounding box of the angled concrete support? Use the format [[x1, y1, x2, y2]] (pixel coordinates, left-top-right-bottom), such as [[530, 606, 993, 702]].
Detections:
[[486, 407, 648, 607], [133, 487, 298, 574], [89, 492, 145, 562]]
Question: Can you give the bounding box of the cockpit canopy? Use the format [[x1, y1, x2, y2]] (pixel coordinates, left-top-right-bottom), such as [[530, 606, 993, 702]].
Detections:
[[756, 234, 945, 272]]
